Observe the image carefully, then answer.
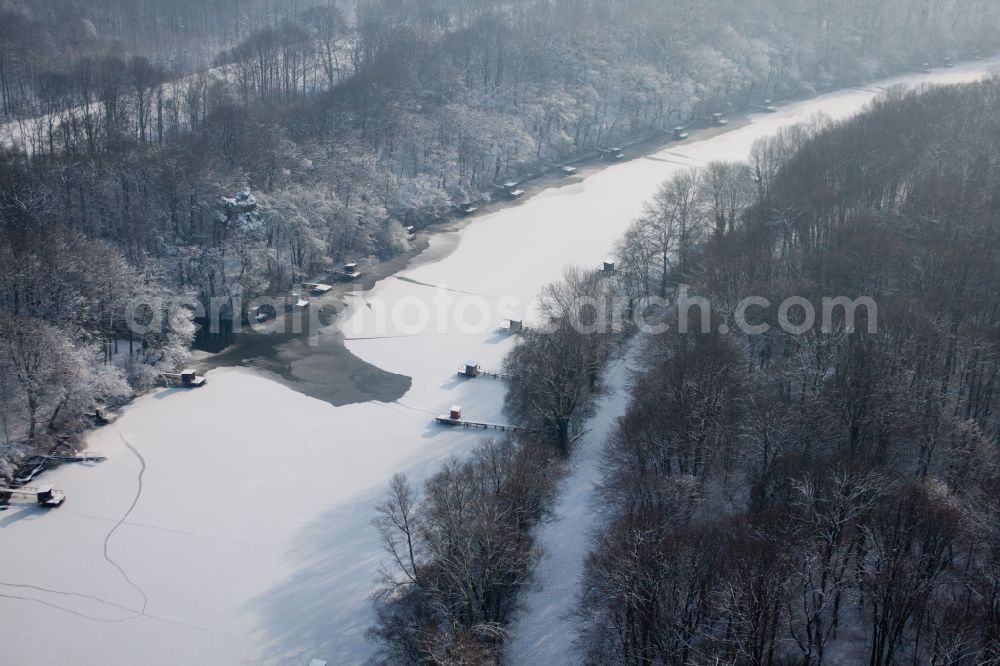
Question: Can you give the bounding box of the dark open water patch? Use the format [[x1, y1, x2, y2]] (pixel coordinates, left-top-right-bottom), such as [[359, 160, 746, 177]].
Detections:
[[197, 305, 411, 407]]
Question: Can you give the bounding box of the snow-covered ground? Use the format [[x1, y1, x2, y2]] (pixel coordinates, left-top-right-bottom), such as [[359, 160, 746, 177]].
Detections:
[[1, 59, 997, 666], [506, 338, 643, 664]]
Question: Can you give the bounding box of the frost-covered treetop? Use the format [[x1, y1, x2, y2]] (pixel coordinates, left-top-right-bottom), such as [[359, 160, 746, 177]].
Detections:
[[219, 190, 264, 233]]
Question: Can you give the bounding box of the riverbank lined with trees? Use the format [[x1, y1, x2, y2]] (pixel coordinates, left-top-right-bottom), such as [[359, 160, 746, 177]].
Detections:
[[370, 264, 631, 662], [369, 77, 1000, 665]]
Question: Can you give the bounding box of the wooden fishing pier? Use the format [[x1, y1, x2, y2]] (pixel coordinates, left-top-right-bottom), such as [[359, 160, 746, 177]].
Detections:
[[43, 453, 107, 463], [498, 318, 524, 334], [0, 484, 66, 508], [160, 369, 206, 387], [15, 452, 106, 484], [596, 146, 625, 161], [435, 416, 524, 432], [458, 200, 479, 215], [303, 282, 334, 295], [331, 262, 362, 282], [435, 406, 524, 433], [459, 361, 510, 380], [500, 182, 525, 199]]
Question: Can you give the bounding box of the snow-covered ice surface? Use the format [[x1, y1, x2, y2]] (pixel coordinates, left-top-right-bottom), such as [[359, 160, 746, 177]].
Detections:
[[1, 60, 998, 666]]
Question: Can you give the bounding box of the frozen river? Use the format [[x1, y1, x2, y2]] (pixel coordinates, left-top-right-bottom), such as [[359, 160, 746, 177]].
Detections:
[[1, 59, 997, 666]]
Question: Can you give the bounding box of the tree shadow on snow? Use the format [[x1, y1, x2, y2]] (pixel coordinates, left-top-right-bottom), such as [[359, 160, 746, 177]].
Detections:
[[0, 503, 45, 528], [247, 489, 386, 665], [248, 435, 474, 665], [152, 387, 186, 400], [440, 373, 470, 390]]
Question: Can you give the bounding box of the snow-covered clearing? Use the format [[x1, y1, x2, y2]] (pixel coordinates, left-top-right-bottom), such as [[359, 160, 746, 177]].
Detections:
[[1, 59, 997, 666]]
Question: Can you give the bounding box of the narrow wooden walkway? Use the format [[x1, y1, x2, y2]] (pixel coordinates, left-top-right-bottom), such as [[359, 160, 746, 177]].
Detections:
[[435, 416, 524, 432], [457, 369, 511, 380], [43, 454, 107, 463]]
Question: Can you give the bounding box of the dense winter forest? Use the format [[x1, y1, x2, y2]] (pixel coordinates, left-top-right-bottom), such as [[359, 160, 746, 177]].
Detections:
[[2, 0, 997, 470], [369, 79, 1000, 663]]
